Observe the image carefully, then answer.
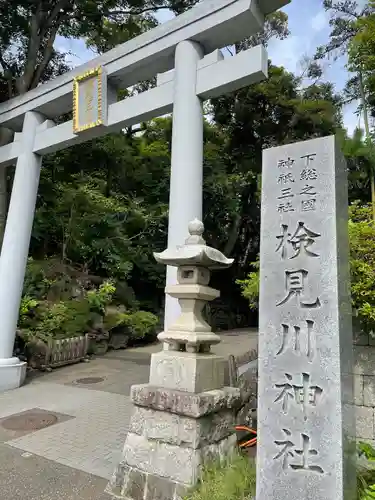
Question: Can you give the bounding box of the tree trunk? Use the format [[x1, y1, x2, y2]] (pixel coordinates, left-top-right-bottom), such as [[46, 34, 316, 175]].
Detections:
[[224, 214, 242, 256], [359, 70, 375, 221]]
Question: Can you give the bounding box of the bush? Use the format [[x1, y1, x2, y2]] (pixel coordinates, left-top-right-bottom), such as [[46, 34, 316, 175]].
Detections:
[[184, 453, 256, 500], [19, 279, 116, 344], [23, 258, 53, 299], [103, 308, 158, 339], [125, 310, 158, 339], [237, 260, 260, 312], [19, 295, 40, 329], [358, 442, 375, 499], [18, 263, 158, 355], [21, 298, 91, 343], [87, 280, 116, 314], [349, 204, 375, 333]]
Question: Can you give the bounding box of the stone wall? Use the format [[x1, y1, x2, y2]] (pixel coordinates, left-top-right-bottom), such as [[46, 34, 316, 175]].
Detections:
[[353, 318, 375, 443]]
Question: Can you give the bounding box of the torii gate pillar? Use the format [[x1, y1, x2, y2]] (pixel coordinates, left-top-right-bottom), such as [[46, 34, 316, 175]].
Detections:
[[0, 111, 44, 391], [165, 40, 204, 331]]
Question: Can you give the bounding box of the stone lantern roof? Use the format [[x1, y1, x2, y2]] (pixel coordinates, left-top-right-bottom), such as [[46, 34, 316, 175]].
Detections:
[[154, 219, 234, 270]]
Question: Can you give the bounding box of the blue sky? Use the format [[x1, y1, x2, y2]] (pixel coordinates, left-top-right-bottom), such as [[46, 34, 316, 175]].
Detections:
[[56, 0, 365, 134], [267, 0, 365, 134]]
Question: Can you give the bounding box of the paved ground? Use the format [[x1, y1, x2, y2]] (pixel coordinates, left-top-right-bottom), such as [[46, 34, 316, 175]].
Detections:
[[0, 329, 257, 500]]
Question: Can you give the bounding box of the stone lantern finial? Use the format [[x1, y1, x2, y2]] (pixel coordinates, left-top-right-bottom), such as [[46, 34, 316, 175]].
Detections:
[[186, 218, 205, 245]]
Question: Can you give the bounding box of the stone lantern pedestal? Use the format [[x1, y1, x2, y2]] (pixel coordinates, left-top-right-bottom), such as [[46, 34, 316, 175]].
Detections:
[[107, 220, 240, 500]]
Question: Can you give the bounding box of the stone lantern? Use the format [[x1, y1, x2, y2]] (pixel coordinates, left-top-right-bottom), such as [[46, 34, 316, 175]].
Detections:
[[150, 219, 234, 392], [155, 218, 233, 354], [107, 220, 241, 500]]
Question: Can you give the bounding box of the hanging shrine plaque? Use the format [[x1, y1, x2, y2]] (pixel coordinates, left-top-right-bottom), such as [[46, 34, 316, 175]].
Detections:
[[73, 66, 108, 134]]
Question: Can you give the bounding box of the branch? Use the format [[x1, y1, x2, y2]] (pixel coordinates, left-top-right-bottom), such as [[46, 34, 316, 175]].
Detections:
[[17, 3, 43, 94], [44, 0, 73, 30], [103, 5, 172, 18], [0, 51, 13, 99], [240, 237, 253, 267], [30, 24, 60, 89], [0, 51, 9, 71], [7, 78, 12, 99], [329, 5, 360, 19], [224, 46, 234, 56], [16, 1, 73, 94], [224, 214, 242, 256], [108, 230, 148, 243], [125, 126, 143, 137]]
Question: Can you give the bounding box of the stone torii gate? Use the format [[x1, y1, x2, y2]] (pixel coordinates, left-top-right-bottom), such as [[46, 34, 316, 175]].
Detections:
[[0, 0, 288, 392]]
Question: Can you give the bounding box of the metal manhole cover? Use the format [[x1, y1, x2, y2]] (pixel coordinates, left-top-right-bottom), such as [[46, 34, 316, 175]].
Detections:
[[2, 412, 58, 431], [75, 377, 104, 385]]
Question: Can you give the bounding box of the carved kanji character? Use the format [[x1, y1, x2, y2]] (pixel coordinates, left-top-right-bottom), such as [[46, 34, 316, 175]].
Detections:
[[276, 269, 320, 308]]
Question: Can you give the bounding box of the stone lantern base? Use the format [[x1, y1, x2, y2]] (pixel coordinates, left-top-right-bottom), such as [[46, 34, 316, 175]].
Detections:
[[106, 384, 241, 500]]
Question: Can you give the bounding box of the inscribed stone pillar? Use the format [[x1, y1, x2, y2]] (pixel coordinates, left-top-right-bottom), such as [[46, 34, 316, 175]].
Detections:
[[256, 136, 356, 499]]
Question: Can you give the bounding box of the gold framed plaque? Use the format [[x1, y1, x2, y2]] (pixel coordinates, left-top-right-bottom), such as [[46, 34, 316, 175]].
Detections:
[[73, 66, 108, 134]]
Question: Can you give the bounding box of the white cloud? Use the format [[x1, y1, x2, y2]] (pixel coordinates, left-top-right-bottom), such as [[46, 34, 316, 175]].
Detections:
[[268, 35, 311, 75], [155, 9, 174, 23], [55, 35, 95, 66], [311, 10, 329, 33]]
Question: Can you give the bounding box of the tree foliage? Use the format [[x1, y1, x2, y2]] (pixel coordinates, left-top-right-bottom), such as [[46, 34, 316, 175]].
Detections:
[[0, 0, 199, 100], [348, 0, 375, 121], [315, 0, 375, 219], [0, 2, 371, 340]]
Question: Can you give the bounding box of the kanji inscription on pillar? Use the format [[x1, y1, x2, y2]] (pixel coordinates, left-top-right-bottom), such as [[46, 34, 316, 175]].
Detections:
[[73, 66, 108, 133], [256, 136, 355, 500]]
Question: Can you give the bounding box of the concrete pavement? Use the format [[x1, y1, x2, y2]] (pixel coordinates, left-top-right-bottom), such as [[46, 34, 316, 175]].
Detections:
[[0, 329, 258, 499]]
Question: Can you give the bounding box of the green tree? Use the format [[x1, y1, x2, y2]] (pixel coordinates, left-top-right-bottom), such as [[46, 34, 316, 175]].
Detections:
[[0, 0, 198, 246], [203, 63, 342, 327], [349, 0, 375, 85], [315, 0, 375, 216], [0, 0, 198, 99], [31, 127, 171, 312], [337, 127, 375, 203], [235, 10, 290, 52], [0, 1, 351, 331]]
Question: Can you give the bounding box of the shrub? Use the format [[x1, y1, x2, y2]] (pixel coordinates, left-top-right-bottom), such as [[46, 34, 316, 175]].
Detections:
[[125, 310, 158, 339], [23, 258, 53, 299], [237, 260, 260, 312], [19, 279, 117, 342], [358, 442, 375, 499], [19, 295, 40, 329], [184, 453, 256, 500], [27, 298, 91, 342], [87, 280, 116, 314], [18, 269, 157, 353], [349, 204, 375, 333], [103, 309, 158, 339]]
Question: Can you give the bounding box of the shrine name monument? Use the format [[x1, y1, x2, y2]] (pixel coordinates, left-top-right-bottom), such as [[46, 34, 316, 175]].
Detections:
[[257, 136, 356, 500]]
